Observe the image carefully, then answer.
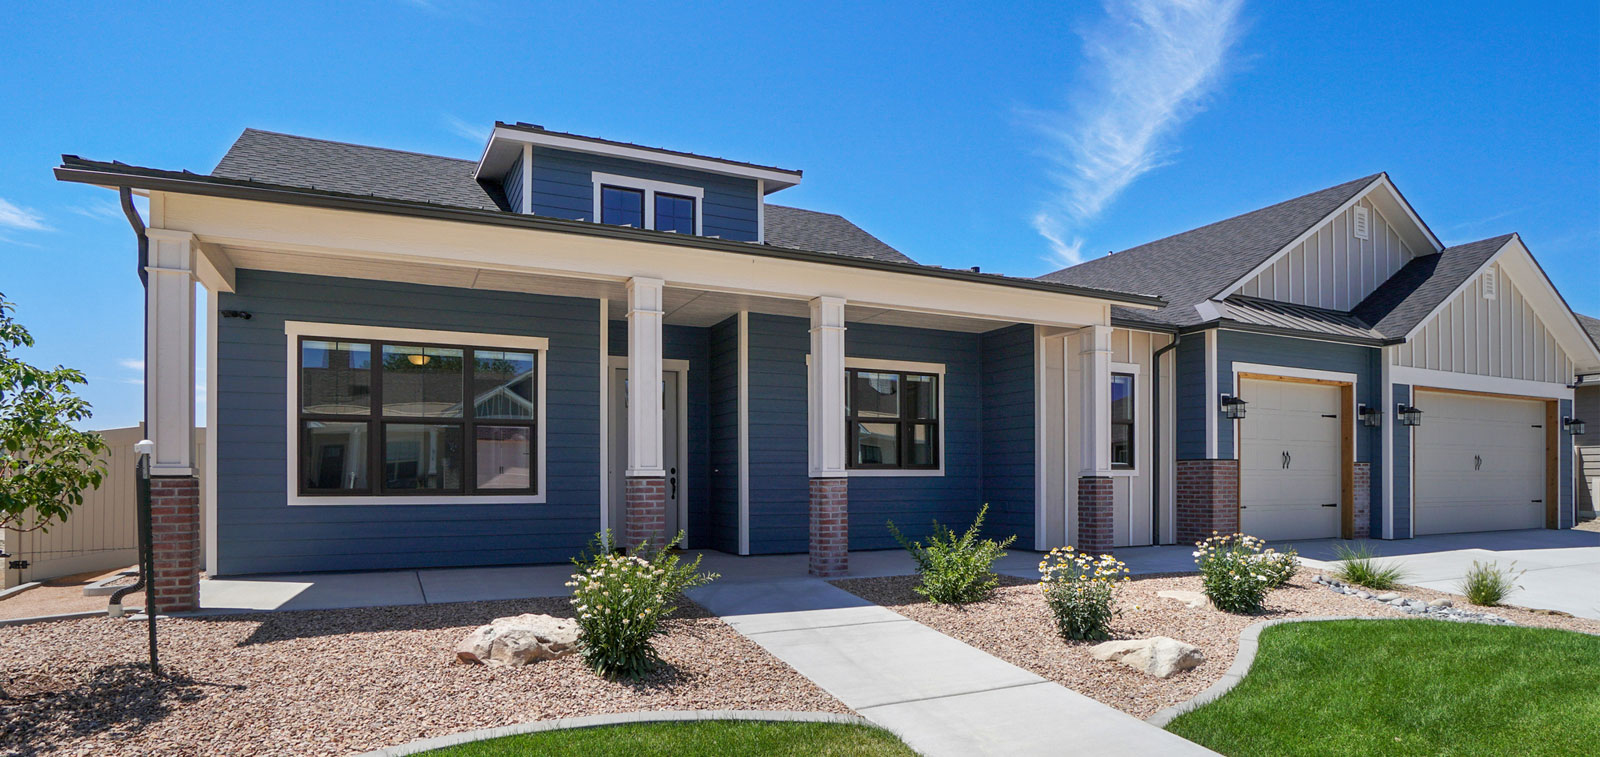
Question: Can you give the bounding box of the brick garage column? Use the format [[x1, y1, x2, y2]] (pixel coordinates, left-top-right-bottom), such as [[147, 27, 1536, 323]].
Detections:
[[1076, 476, 1114, 553], [150, 476, 200, 613], [809, 478, 848, 577], [1351, 462, 1371, 539], [623, 476, 668, 550], [1176, 459, 1239, 544]]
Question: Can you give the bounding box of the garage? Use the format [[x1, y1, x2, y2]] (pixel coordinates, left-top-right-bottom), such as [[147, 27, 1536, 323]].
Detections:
[[1413, 390, 1546, 535], [1239, 377, 1345, 541]]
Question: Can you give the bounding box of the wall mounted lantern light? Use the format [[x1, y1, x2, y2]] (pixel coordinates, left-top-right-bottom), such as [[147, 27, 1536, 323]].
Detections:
[[1565, 417, 1587, 437], [1358, 403, 1383, 428], [1220, 394, 1248, 420], [1397, 404, 1424, 427]]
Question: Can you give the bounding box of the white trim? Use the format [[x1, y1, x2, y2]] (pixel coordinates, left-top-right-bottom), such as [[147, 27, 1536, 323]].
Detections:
[[598, 301, 609, 535], [1204, 330, 1218, 458], [282, 321, 549, 506], [203, 287, 219, 575], [592, 172, 704, 235], [737, 311, 750, 555], [1391, 365, 1574, 401], [608, 356, 691, 539], [840, 356, 947, 479], [808, 297, 849, 478], [1381, 346, 1395, 540], [1060, 332, 1072, 548], [1033, 326, 1047, 549], [480, 124, 803, 189], [756, 180, 765, 244], [519, 144, 533, 214]]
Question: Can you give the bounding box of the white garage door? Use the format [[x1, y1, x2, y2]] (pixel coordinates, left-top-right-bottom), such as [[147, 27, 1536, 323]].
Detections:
[[1414, 391, 1545, 535], [1239, 378, 1343, 541]]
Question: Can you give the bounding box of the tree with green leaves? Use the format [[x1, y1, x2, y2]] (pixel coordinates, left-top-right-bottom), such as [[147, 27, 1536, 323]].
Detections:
[[0, 292, 106, 534]]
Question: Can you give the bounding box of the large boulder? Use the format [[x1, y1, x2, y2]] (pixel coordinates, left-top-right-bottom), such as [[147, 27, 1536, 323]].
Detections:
[[1156, 590, 1211, 610], [456, 613, 581, 666], [1090, 636, 1205, 678]]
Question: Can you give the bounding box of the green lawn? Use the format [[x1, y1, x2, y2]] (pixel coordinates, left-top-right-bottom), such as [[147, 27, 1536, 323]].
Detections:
[[421, 720, 914, 756], [1167, 620, 1600, 757]]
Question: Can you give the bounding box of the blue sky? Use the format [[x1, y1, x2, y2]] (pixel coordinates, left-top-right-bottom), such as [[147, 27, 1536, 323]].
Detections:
[[3, 1, 1596, 430]]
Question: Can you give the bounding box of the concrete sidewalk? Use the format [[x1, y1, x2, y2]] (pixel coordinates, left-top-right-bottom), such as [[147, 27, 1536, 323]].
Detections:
[[687, 578, 1214, 757]]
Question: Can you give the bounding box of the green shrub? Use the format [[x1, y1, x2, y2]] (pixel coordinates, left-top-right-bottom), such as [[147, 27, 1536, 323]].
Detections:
[[1332, 542, 1408, 590], [1193, 533, 1284, 614], [1039, 547, 1129, 641], [567, 531, 717, 679], [1258, 545, 1301, 588], [1459, 560, 1523, 606], [887, 504, 1016, 604]]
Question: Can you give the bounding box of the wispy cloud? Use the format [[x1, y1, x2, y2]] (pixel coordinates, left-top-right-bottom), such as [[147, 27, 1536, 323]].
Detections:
[[118, 358, 145, 371], [444, 114, 490, 142], [0, 197, 50, 232], [1029, 0, 1245, 267], [71, 198, 126, 222]]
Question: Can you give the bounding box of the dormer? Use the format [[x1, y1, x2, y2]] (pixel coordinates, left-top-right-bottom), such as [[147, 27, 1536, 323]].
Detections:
[[474, 122, 802, 243]]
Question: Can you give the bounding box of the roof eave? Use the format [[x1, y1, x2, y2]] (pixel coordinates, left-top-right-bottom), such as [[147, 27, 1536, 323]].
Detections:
[[54, 160, 1164, 309]]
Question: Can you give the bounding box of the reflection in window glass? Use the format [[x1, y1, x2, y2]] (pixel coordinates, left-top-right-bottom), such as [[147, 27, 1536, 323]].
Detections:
[[476, 425, 531, 489], [601, 186, 644, 227], [474, 351, 536, 419], [384, 424, 463, 490], [856, 422, 899, 466], [850, 371, 899, 418], [301, 341, 371, 415], [908, 424, 936, 466], [303, 421, 368, 490], [654, 193, 695, 234], [906, 374, 937, 420], [1111, 373, 1135, 468], [382, 345, 464, 418]]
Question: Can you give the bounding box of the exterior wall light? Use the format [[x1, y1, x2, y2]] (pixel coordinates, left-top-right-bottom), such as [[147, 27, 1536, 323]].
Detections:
[[1220, 394, 1248, 420], [1565, 417, 1587, 436], [1397, 404, 1423, 427], [1358, 403, 1383, 428]]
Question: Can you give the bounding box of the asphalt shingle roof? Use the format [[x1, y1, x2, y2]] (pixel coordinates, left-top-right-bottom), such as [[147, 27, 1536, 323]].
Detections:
[[1351, 234, 1514, 339], [210, 129, 911, 265], [1039, 174, 1384, 327], [1578, 313, 1600, 348]]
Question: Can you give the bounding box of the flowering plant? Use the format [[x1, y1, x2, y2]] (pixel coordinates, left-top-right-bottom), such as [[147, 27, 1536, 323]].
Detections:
[[566, 531, 717, 679], [1038, 546, 1130, 641], [1193, 533, 1293, 613]]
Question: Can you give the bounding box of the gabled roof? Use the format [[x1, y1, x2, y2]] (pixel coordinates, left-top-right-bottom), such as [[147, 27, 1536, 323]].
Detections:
[[1579, 313, 1600, 349], [762, 205, 915, 264], [1351, 234, 1514, 339], [482, 122, 802, 188], [1039, 174, 1383, 327]]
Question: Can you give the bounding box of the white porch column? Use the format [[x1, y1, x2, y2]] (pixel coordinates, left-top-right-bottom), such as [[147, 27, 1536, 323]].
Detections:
[[808, 296, 848, 478], [144, 228, 198, 476], [624, 277, 667, 549], [1078, 324, 1113, 476]]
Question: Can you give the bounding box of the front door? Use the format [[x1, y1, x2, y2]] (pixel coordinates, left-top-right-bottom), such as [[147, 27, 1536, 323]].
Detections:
[[609, 365, 684, 545]]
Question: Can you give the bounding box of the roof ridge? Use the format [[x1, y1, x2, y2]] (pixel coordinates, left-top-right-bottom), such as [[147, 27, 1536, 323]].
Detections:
[[231, 128, 478, 166]]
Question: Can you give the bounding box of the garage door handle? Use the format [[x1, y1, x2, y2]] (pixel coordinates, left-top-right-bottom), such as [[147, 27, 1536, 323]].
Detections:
[[1321, 503, 1338, 508], [1531, 499, 1542, 504]]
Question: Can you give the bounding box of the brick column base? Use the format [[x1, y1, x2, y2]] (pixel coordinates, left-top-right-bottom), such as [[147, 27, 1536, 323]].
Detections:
[[1352, 462, 1371, 539], [623, 476, 667, 551], [1076, 476, 1114, 553], [809, 477, 848, 578], [1176, 459, 1239, 545], [150, 476, 200, 613]]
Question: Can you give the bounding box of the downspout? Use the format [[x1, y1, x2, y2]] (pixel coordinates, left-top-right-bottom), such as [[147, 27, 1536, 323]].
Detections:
[[109, 187, 150, 619], [1150, 333, 1181, 545]]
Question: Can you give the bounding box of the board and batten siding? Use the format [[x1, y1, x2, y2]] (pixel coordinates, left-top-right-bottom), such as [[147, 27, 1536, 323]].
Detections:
[[215, 270, 601, 575], [1393, 261, 1576, 384], [524, 146, 760, 241], [1235, 195, 1417, 311], [980, 325, 1037, 549]]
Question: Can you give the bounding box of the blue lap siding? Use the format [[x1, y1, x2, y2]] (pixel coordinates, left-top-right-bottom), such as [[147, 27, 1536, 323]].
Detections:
[[1391, 384, 1412, 537], [525, 147, 760, 241], [708, 316, 742, 553], [979, 325, 1036, 549], [1175, 333, 1210, 460], [214, 270, 601, 575]]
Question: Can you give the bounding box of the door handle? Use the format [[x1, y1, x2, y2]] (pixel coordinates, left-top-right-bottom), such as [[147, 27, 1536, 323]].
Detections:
[[669, 466, 678, 501]]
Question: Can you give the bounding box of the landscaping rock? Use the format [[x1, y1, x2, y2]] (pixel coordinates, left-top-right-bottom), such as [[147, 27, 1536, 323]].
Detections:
[[456, 613, 580, 666], [1375, 593, 1400, 602], [1089, 636, 1205, 679], [1428, 598, 1452, 608], [1156, 590, 1211, 610]]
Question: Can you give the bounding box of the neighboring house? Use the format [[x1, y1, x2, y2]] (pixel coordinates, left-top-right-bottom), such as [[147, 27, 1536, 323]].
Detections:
[[1041, 173, 1600, 543], [52, 124, 1600, 613], [1576, 314, 1600, 517]]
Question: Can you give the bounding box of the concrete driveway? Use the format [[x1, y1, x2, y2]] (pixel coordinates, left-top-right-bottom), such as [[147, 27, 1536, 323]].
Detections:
[[1284, 528, 1600, 619]]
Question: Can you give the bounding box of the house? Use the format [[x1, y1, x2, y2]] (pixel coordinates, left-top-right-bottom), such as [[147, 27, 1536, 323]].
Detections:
[[1576, 314, 1600, 518], [52, 124, 1600, 614], [1042, 174, 1600, 543]]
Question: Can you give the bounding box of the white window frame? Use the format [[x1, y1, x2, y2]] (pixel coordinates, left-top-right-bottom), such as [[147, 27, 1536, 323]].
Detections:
[[1108, 361, 1141, 476], [591, 171, 704, 235], [842, 356, 947, 478], [284, 321, 549, 506]]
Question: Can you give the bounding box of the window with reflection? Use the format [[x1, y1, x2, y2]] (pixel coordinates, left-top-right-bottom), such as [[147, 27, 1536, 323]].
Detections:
[[298, 337, 537, 496], [600, 186, 645, 228], [846, 368, 939, 470], [1111, 372, 1135, 469], [654, 193, 696, 234]]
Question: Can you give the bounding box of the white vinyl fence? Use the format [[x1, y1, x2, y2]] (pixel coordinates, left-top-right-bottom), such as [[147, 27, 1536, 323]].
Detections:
[[1, 426, 204, 588]]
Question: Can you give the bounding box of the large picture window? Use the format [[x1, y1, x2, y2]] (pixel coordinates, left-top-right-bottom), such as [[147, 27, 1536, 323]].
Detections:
[[298, 336, 538, 497], [846, 368, 939, 470], [1111, 372, 1135, 469]]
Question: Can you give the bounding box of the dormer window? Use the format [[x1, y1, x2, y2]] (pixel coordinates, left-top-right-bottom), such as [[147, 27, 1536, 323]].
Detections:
[[592, 172, 704, 235]]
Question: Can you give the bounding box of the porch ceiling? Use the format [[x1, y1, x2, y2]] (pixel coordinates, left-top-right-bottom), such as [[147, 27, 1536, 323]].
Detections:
[[223, 244, 1023, 334]]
